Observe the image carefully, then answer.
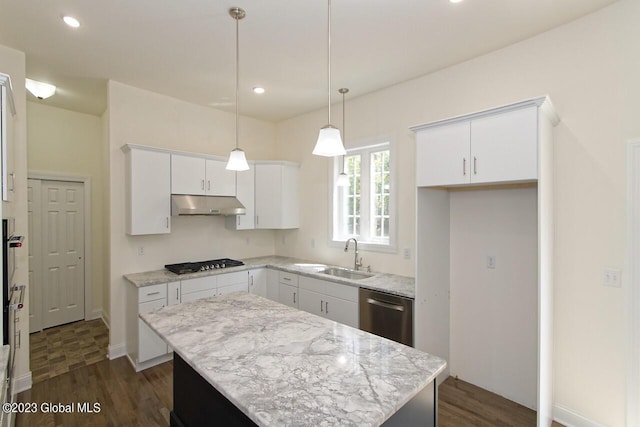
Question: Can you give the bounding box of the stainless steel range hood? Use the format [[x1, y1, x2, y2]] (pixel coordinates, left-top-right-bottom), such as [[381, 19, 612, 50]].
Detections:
[[171, 195, 245, 216]]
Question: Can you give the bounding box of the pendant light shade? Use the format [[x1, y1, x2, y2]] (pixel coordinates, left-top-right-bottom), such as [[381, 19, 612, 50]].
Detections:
[[313, 0, 346, 157], [227, 148, 249, 171], [226, 7, 250, 171], [336, 171, 349, 187]]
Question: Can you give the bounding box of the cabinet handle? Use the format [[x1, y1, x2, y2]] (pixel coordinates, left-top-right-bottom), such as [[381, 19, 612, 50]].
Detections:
[[325, 302, 329, 314], [201, 179, 205, 190], [17, 330, 21, 348], [207, 180, 211, 191], [256, 216, 259, 226], [176, 288, 179, 300], [473, 156, 477, 175], [293, 292, 296, 304], [166, 217, 169, 228], [320, 300, 324, 313], [147, 291, 161, 296], [250, 276, 254, 286], [463, 158, 466, 176], [237, 216, 241, 226], [283, 277, 291, 281]]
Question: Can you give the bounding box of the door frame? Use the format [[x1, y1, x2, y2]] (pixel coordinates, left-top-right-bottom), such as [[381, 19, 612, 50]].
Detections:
[[28, 171, 93, 324], [627, 140, 640, 427]]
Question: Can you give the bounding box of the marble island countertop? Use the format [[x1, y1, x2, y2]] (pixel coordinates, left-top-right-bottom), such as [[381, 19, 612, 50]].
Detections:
[[124, 255, 415, 298], [141, 292, 446, 427]]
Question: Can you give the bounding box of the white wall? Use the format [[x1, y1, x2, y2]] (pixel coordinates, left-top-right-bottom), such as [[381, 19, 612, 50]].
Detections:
[[107, 80, 278, 356], [26, 102, 105, 320], [0, 44, 30, 388], [449, 187, 538, 410], [275, 1, 638, 424]]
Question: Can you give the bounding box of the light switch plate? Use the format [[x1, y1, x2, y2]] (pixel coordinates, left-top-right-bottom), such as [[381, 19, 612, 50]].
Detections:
[[486, 255, 496, 269], [602, 268, 622, 287]]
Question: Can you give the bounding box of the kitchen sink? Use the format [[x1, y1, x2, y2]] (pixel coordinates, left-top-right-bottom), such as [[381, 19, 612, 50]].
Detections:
[[320, 267, 374, 280]]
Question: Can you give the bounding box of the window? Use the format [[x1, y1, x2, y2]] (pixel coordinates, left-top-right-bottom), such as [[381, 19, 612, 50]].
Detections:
[[332, 141, 395, 249]]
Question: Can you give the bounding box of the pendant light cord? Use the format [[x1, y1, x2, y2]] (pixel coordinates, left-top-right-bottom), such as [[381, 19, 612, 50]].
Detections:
[[327, 0, 332, 125], [235, 11, 240, 150], [341, 89, 346, 173]]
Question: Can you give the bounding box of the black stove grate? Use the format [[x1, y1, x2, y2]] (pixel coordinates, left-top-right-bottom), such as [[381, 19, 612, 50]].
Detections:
[[165, 258, 244, 275]]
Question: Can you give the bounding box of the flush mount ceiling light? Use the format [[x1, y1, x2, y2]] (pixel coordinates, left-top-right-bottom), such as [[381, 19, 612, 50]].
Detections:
[[312, 0, 346, 157], [336, 88, 349, 187], [226, 7, 250, 172], [252, 87, 265, 94], [25, 78, 56, 99], [62, 15, 81, 28], [450, 0, 464, 3]]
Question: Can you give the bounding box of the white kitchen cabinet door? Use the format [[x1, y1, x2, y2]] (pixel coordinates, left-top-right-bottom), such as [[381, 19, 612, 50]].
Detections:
[[124, 147, 171, 235], [218, 282, 248, 296], [416, 121, 470, 187], [226, 166, 255, 230], [205, 159, 236, 196], [298, 288, 324, 318], [278, 283, 298, 308], [138, 299, 168, 362], [180, 276, 217, 295], [266, 269, 279, 301], [181, 288, 217, 303], [167, 281, 181, 305], [171, 154, 206, 195], [248, 269, 267, 297], [323, 295, 358, 328], [470, 105, 538, 184], [254, 163, 299, 229]]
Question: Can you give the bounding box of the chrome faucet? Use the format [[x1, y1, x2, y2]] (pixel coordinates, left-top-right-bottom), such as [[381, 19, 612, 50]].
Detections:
[[344, 238, 363, 271]]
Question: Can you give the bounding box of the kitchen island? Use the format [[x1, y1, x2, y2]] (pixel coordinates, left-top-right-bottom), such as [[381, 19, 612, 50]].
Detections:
[[140, 292, 446, 427]]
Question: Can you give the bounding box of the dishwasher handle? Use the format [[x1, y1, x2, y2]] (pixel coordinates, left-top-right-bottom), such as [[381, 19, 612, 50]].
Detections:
[[366, 297, 405, 312]]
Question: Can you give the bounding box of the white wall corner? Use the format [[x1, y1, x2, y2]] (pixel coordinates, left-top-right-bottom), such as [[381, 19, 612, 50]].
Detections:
[[553, 405, 607, 427], [89, 309, 103, 322], [12, 371, 32, 394], [101, 310, 111, 329], [108, 342, 126, 360]]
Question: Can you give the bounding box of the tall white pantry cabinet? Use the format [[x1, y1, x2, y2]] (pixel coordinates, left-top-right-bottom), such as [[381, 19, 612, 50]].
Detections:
[[411, 96, 558, 427]]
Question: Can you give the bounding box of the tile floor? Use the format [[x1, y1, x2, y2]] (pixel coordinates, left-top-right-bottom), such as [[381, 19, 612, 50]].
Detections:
[[29, 319, 109, 384]]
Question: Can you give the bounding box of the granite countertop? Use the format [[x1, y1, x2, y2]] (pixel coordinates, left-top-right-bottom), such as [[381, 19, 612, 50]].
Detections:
[[124, 255, 415, 298], [141, 292, 446, 427]]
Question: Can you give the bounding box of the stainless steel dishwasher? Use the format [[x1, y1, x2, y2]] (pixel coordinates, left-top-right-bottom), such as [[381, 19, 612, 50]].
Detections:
[[359, 288, 413, 347]]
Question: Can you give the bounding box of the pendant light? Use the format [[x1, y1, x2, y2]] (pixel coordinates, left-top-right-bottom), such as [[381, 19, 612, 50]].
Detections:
[[312, 0, 346, 157], [336, 87, 349, 187], [226, 7, 250, 171]]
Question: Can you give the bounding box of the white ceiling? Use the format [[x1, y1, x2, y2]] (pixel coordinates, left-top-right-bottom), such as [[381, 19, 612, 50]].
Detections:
[[0, 0, 617, 122]]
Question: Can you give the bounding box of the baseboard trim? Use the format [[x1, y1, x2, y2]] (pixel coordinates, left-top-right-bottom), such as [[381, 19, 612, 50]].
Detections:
[[553, 405, 606, 427], [13, 371, 32, 394], [87, 309, 103, 321], [108, 342, 126, 360]]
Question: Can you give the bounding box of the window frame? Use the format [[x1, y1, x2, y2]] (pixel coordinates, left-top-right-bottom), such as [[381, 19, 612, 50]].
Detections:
[[329, 136, 397, 253]]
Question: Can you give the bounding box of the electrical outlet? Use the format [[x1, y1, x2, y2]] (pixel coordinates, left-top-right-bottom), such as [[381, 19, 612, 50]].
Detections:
[[602, 268, 622, 287], [486, 255, 496, 269], [138, 246, 144, 256], [403, 248, 411, 260]]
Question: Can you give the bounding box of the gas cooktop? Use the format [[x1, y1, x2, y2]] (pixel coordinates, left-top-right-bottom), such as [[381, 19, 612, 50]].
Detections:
[[164, 258, 244, 275]]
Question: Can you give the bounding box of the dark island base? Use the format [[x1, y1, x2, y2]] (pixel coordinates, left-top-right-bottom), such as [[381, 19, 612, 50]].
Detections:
[[170, 353, 257, 427], [170, 352, 437, 427]]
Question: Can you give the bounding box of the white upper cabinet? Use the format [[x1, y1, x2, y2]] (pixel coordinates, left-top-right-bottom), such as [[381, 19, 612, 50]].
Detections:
[[123, 145, 171, 235], [416, 121, 470, 187], [1, 73, 16, 202], [413, 100, 550, 187], [171, 154, 236, 196], [225, 165, 255, 230], [255, 163, 299, 229], [471, 106, 538, 184], [205, 159, 236, 196]]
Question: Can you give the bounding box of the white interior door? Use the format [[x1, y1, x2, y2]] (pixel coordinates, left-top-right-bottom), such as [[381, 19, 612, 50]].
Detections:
[[41, 180, 85, 328], [27, 179, 43, 332]]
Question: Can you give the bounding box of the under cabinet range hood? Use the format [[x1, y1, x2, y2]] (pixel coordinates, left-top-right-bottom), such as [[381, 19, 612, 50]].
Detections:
[[171, 195, 245, 216]]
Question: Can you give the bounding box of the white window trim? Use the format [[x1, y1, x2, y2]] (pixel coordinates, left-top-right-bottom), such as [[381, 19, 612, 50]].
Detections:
[[328, 135, 397, 254]]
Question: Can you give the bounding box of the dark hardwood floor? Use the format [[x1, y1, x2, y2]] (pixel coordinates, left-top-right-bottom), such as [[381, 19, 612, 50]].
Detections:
[[17, 357, 562, 426]]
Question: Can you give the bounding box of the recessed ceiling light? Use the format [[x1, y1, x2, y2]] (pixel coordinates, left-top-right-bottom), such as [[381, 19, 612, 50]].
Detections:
[[253, 87, 265, 94], [25, 79, 56, 99], [62, 15, 81, 28], [450, 0, 463, 3]]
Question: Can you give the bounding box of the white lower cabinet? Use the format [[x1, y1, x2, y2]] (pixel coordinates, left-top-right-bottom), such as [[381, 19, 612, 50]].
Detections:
[[217, 270, 248, 295], [278, 283, 298, 308], [248, 268, 267, 297], [127, 281, 179, 371], [265, 269, 279, 301], [298, 276, 359, 328], [181, 276, 217, 303]]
